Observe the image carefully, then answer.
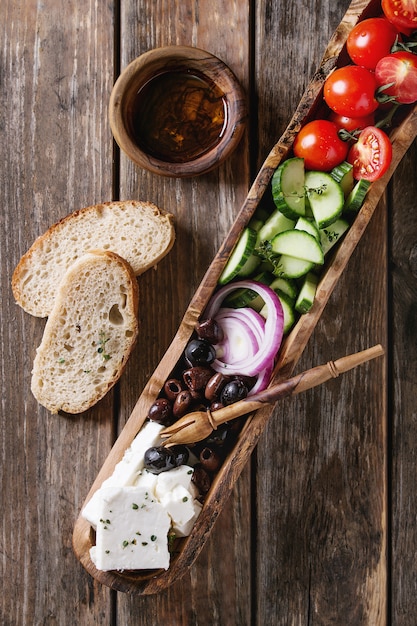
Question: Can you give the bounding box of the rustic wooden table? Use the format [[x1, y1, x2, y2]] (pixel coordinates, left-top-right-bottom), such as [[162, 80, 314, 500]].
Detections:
[[2, 0, 417, 624]]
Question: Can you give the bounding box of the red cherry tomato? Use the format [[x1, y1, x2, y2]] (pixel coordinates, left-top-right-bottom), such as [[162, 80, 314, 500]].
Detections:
[[382, 0, 417, 34], [324, 66, 379, 118], [293, 120, 349, 171], [347, 126, 393, 181], [329, 111, 376, 133], [375, 51, 417, 104], [347, 17, 399, 70]]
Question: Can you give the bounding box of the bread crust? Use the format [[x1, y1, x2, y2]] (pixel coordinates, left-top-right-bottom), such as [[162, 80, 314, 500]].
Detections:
[[30, 250, 139, 414], [12, 200, 175, 317]]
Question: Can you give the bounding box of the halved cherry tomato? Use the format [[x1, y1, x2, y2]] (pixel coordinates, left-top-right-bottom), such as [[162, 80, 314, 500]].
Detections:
[[382, 0, 417, 34], [329, 111, 376, 134], [323, 66, 379, 117], [347, 17, 399, 70], [293, 120, 349, 171], [347, 126, 393, 181], [375, 51, 417, 104]]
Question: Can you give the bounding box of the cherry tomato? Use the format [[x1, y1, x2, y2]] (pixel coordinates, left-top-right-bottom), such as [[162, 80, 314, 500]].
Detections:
[[293, 120, 349, 171], [329, 111, 376, 133], [375, 51, 417, 104], [347, 126, 393, 181], [382, 0, 417, 34], [347, 18, 399, 70], [324, 66, 379, 117]]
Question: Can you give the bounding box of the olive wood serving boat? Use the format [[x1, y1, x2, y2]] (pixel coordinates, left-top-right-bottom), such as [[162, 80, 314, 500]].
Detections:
[[73, 0, 417, 595]]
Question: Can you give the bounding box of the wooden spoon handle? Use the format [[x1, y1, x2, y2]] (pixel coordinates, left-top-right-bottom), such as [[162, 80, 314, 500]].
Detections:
[[210, 344, 384, 427]]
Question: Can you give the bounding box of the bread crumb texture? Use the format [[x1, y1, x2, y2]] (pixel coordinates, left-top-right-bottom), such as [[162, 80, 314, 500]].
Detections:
[[12, 200, 175, 317], [31, 251, 139, 414]]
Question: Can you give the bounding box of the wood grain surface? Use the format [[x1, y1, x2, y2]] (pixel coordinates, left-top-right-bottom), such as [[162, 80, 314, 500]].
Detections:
[[1, 0, 416, 625]]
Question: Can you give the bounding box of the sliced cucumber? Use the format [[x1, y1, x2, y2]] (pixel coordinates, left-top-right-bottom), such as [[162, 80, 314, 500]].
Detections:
[[319, 218, 350, 256], [256, 208, 295, 245], [260, 289, 295, 334], [272, 254, 315, 279], [343, 179, 371, 214], [271, 229, 324, 265], [330, 161, 354, 198], [295, 272, 319, 314], [237, 252, 261, 277], [295, 216, 320, 241], [305, 171, 344, 229], [219, 227, 257, 285], [271, 157, 306, 220], [269, 276, 298, 302]]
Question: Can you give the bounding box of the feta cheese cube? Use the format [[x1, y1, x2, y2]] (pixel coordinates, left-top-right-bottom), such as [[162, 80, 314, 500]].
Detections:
[[160, 485, 197, 528], [155, 465, 194, 500], [173, 499, 203, 537], [93, 486, 171, 571]]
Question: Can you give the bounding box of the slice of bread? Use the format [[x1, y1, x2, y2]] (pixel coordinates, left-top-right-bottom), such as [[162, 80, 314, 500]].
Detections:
[[12, 200, 175, 317], [31, 250, 139, 414]]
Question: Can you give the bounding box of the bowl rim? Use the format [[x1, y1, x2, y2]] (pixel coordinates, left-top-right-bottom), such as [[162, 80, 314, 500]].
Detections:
[[109, 45, 247, 177]]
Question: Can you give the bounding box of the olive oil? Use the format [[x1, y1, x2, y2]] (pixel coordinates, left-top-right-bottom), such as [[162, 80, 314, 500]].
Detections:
[[130, 70, 227, 163]]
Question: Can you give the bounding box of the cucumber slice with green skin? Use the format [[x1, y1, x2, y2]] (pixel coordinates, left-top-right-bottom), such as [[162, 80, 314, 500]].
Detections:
[[330, 161, 354, 198], [223, 271, 274, 308], [256, 209, 295, 245], [269, 276, 298, 302], [271, 229, 324, 264], [272, 254, 315, 279], [343, 179, 371, 214], [271, 157, 306, 220], [260, 289, 295, 334], [319, 218, 350, 255], [305, 171, 344, 229], [295, 272, 319, 314], [219, 227, 257, 285], [237, 252, 261, 277], [295, 216, 320, 241]]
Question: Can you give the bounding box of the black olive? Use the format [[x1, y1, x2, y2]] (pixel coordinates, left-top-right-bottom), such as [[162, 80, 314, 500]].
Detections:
[[144, 446, 177, 474], [147, 398, 173, 425], [184, 338, 216, 367], [220, 379, 249, 405], [172, 445, 189, 467], [195, 318, 224, 344]]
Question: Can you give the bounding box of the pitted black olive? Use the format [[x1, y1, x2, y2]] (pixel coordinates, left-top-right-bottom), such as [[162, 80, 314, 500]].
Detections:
[[147, 398, 173, 425], [195, 318, 224, 344], [204, 372, 229, 401], [173, 389, 193, 418], [199, 446, 221, 472], [184, 338, 216, 366], [192, 464, 212, 494], [183, 365, 214, 392], [144, 446, 177, 474], [220, 379, 249, 405], [171, 445, 190, 467], [164, 378, 184, 401]]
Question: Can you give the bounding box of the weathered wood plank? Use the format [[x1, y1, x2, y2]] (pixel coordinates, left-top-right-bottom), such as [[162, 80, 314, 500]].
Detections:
[[115, 0, 252, 622], [390, 137, 417, 626], [1, 0, 116, 623], [254, 0, 387, 622]]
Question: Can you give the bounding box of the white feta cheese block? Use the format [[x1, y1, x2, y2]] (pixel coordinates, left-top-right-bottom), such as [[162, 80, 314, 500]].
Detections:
[[160, 485, 198, 529], [81, 421, 163, 528], [134, 468, 158, 492], [155, 465, 194, 500], [173, 499, 203, 537], [108, 421, 163, 487], [93, 485, 171, 571]]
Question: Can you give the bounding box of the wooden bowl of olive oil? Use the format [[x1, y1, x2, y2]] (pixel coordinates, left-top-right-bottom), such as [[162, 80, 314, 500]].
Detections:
[[109, 46, 247, 177]]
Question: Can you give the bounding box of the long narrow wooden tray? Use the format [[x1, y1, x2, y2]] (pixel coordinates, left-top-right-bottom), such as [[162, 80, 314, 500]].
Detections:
[[73, 0, 417, 594]]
